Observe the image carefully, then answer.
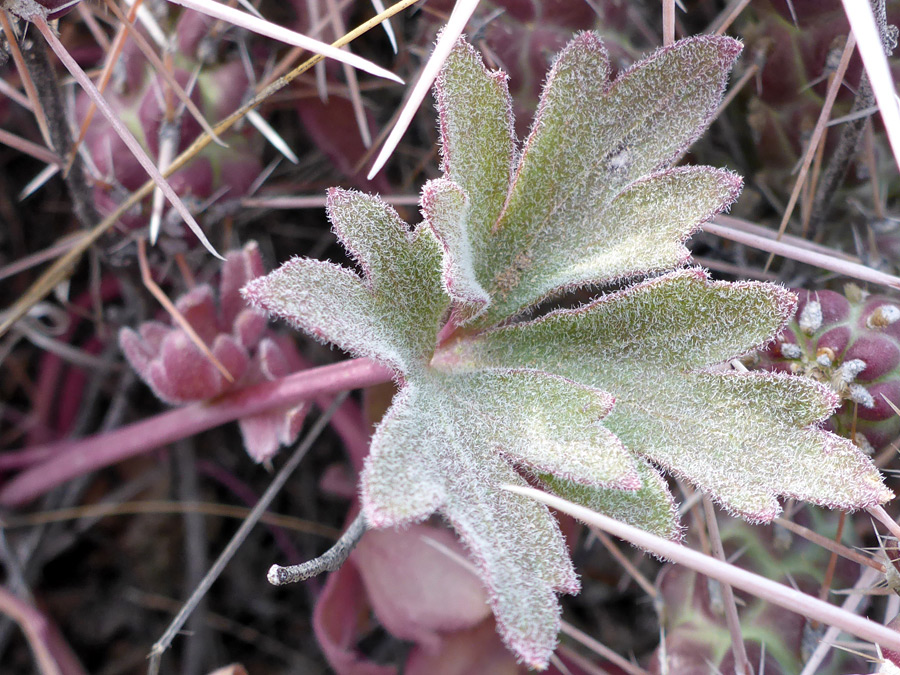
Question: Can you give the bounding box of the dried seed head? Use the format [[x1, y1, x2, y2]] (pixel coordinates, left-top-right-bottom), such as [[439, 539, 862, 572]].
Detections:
[[849, 384, 876, 408], [815, 346, 835, 368], [868, 305, 900, 329], [779, 342, 802, 359], [799, 300, 823, 335], [837, 358, 868, 383]]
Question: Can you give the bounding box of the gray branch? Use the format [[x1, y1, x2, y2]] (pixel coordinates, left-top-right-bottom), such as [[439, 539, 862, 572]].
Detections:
[[267, 511, 367, 585]]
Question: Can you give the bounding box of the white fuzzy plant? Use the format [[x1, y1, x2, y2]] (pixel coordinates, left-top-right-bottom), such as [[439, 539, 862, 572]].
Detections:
[[243, 33, 892, 669]]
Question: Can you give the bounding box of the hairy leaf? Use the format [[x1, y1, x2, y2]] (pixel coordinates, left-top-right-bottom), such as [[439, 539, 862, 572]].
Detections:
[[541, 459, 681, 542], [452, 270, 892, 521], [245, 32, 892, 671], [243, 188, 448, 373], [431, 33, 743, 325], [361, 368, 640, 666]]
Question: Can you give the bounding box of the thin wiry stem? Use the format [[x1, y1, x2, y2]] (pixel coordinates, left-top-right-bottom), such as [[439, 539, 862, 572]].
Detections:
[[267, 510, 366, 585], [505, 485, 900, 654], [147, 393, 348, 675], [703, 497, 752, 675], [3, 499, 341, 538]]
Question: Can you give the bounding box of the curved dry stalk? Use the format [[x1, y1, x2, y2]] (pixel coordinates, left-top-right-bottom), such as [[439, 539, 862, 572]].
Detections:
[[504, 484, 900, 655], [0, 0, 421, 339], [267, 510, 366, 585]]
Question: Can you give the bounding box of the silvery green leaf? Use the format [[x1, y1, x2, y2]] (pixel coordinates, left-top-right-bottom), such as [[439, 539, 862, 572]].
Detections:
[[454, 270, 891, 520], [431, 33, 742, 325]]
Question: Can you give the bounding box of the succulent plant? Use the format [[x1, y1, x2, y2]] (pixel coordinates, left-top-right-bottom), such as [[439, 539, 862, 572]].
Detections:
[[738, 0, 866, 172], [75, 9, 263, 246], [120, 241, 307, 463], [750, 285, 900, 452], [242, 33, 891, 668], [650, 513, 867, 674]]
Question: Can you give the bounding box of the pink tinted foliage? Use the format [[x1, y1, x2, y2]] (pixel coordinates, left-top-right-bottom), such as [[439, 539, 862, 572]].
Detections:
[[314, 521, 491, 673], [313, 555, 397, 675], [312, 518, 603, 674], [119, 241, 308, 462], [352, 525, 491, 647], [295, 68, 391, 192]]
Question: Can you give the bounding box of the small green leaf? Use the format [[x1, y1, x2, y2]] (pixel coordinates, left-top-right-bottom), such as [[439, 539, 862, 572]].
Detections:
[[456, 270, 892, 520], [541, 458, 680, 541], [361, 370, 638, 667], [243, 188, 448, 373], [431, 33, 743, 325], [421, 178, 490, 317], [435, 37, 515, 250]]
